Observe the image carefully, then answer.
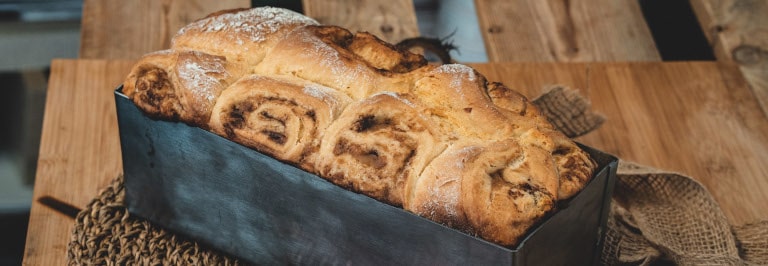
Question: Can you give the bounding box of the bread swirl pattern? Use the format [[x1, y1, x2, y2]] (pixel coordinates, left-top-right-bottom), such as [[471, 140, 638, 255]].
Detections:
[[407, 140, 558, 245], [209, 75, 351, 171], [123, 7, 597, 247], [317, 93, 448, 206]]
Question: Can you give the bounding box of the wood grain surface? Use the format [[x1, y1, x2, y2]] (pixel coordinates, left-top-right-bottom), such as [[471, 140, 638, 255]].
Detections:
[[471, 62, 768, 225], [690, 0, 768, 116], [79, 0, 249, 59], [22, 59, 135, 266], [474, 0, 661, 62], [302, 0, 420, 43], [24, 60, 768, 264]]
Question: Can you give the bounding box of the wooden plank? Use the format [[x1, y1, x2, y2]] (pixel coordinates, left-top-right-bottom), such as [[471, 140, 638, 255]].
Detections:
[[690, 0, 768, 115], [472, 62, 768, 225], [24, 60, 767, 264], [79, 0, 249, 59], [22, 59, 135, 266], [474, 0, 661, 62], [302, 0, 420, 43]]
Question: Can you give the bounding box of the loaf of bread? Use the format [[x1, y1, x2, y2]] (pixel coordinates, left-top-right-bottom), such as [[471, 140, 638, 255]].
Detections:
[[122, 7, 597, 247]]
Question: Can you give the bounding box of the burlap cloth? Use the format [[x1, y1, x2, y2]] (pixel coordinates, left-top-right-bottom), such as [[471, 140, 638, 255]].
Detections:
[[68, 86, 768, 265]]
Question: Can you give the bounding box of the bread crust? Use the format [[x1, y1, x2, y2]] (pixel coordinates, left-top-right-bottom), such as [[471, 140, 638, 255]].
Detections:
[[123, 50, 241, 127], [488, 82, 597, 199], [172, 7, 318, 66]]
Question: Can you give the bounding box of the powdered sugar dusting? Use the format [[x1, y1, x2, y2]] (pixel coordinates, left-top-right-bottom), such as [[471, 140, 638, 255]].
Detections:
[[176, 7, 318, 44], [303, 84, 335, 103], [435, 64, 477, 89], [177, 52, 228, 103], [423, 145, 479, 218], [371, 91, 419, 108], [303, 83, 346, 117], [424, 159, 466, 219], [436, 64, 477, 79], [145, 49, 173, 57], [454, 145, 482, 169], [434, 177, 460, 218], [299, 30, 374, 96]]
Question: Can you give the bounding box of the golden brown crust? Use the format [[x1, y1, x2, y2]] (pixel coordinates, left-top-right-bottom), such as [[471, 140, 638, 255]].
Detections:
[[124, 7, 597, 247], [347, 32, 427, 73], [413, 64, 515, 140], [550, 136, 597, 199], [253, 25, 431, 99], [487, 82, 596, 200], [172, 7, 318, 66], [123, 50, 241, 127]]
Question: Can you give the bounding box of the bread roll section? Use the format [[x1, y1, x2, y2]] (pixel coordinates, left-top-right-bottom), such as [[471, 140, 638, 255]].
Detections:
[[317, 93, 448, 206], [123, 50, 241, 128], [407, 139, 558, 246], [123, 7, 597, 247], [209, 76, 351, 171]]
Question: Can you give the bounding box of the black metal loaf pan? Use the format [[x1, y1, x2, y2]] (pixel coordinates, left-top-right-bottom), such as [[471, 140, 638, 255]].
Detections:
[[115, 87, 618, 265]]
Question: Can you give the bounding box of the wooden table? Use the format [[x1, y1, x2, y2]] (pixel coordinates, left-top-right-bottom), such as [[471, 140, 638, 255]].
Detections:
[[22, 59, 768, 265], [21, 0, 768, 263]]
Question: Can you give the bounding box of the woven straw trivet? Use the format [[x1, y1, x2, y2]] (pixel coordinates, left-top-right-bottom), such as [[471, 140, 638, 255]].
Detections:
[[68, 86, 768, 265], [67, 175, 245, 266]]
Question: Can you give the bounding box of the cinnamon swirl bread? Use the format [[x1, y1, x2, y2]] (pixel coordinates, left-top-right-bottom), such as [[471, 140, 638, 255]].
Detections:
[[123, 6, 597, 247]]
